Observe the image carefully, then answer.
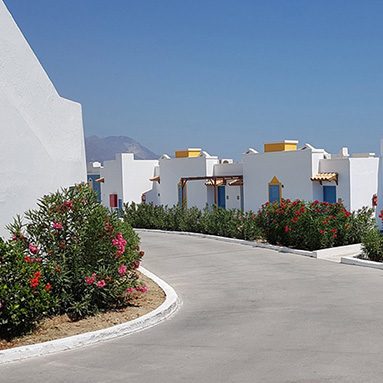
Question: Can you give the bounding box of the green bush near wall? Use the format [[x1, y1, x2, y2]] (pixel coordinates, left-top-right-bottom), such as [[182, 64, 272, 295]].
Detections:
[[124, 200, 375, 252]]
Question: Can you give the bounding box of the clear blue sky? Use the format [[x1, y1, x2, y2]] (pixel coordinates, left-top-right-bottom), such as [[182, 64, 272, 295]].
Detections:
[[4, 0, 383, 160]]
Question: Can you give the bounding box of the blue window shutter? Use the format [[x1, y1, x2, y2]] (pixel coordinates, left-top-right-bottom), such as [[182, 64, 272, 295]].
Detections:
[[269, 184, 280, 203], [323, 186, 336, 204]]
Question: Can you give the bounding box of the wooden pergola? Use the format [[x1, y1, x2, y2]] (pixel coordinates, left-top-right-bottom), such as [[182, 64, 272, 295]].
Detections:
[[179, 175, 243, 205]]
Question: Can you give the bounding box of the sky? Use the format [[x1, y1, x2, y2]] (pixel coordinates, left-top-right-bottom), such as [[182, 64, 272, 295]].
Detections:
[[3, 0, 383, 160]]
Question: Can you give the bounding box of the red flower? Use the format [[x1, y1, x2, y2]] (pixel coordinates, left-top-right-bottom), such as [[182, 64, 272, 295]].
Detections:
[[320, 230, 324, 234], [331, 229, 337, 233], [333, 234, 337, 238], [285, 226, 290, 232], [46, 283, 51, 291]]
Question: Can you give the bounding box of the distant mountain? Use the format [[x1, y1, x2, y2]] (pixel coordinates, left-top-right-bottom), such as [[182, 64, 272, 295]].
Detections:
[[85, 135, 159, 163]]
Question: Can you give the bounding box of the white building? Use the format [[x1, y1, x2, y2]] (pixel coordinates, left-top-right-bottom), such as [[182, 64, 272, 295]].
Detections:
[[88, 141, 379, 215], [144, 149, 244, 210], [0, 1, 86, 236], [243, 140, 378, 212], [98, 153, 158, 209], [376, 139, 383, 229]]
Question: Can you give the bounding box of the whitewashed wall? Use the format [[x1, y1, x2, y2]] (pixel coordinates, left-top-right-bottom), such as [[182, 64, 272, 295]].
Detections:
[[349, 158, 378, 211], [377, 139, 383, 228], [101, 153, 158, 207], [0, 1, 86, 237], [100, 156, 123, 208], [243, 148, 325, 212], [144, 165, 161, 205], [319, 158, 351, 208], [159, 154, 219, 209]]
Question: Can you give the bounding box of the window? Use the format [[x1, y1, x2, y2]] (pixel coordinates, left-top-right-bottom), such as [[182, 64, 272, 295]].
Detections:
[[268, 176, 282, 203], [323, 186, 336, 204]]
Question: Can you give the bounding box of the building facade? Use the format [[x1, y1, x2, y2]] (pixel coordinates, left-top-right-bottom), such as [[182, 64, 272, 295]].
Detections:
[[88, 141, 379, 216], [0, 1, 86, 236]]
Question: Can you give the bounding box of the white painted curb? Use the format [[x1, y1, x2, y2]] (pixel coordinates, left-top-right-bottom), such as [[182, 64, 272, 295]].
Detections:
[[341, 256, 383, 270], [314, 243, 362, 259], [0, 266, 181, 365]]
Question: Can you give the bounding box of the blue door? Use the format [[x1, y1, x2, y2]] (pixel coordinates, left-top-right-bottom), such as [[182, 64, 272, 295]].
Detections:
[[178, 185, 183, 205], [323, 186, 336, 204], [217, 186, 226, 209], [269, 184, 280, 203]]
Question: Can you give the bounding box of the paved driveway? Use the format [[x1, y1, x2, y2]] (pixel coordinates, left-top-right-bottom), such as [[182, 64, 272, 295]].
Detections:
[[2, 231, 383, 382]]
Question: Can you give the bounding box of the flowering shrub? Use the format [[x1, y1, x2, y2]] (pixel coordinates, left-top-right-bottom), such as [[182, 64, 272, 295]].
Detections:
[[124, 203, 262, 241], [125, 199, 374, 252], [0, 240, 56, 339], [7, 184, 143, 320], [256, 199, 375, 250]]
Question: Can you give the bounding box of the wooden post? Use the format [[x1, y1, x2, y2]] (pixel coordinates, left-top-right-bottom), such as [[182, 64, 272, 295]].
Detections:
[[181, 180, 186, 205], [214, 180, 217, 205]]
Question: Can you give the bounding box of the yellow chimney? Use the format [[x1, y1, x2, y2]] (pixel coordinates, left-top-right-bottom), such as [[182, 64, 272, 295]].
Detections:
[[264, 140, 298, 153], [175, 148, 201, 158]]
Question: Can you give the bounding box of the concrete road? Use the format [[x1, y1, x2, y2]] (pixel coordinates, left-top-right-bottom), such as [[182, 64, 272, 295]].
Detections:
[[2, 231, 383, 383]]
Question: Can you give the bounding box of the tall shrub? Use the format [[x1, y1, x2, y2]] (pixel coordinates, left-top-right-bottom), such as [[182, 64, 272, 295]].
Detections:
[[256, 199, 375, 250], [7, 184, 143, 320]]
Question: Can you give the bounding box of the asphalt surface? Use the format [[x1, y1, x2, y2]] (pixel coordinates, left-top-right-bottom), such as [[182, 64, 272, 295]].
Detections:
[[2, 231, 383, 383]]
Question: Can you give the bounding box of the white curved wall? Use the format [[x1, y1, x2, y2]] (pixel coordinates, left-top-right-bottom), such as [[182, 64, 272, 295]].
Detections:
[[0, 1, 86, 236]]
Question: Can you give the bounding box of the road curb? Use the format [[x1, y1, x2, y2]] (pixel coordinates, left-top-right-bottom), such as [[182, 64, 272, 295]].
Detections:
[[0, 266, 180, 365], [341, 256, 383, 270]]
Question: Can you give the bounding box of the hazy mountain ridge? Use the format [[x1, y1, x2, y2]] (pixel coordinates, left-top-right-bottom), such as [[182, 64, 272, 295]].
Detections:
[[85, 135, 159, 163]]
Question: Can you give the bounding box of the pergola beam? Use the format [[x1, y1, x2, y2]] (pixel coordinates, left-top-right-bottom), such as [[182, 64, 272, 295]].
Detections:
[[179, 175, 243, 205]]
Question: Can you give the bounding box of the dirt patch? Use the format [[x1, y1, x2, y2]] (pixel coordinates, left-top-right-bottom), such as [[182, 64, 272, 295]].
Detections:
[[0, 272, 165, 350]]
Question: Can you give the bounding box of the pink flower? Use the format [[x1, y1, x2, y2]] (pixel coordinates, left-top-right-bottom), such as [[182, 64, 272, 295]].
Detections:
[[62, 200, 73, 210], [12, 234, 17, 240], [126, 287, 134, 294], [118, 265, 127, 275], [136, 284, 142, 292], [141, 285, 148, 293], [53, 220, 63, 230], [0, 302, 2, 308], [29, 243, 38, 254], [97, 280, 106, 288], [85, 276, 95, 285]]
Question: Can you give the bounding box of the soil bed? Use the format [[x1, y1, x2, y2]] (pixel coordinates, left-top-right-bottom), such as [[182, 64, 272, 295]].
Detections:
[[0, 272, 165, 350]]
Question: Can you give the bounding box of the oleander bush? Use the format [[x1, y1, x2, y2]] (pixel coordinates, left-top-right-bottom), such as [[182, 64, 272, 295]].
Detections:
[[123, 202, 262, 241], [361, 210, 383, 262], [361, 229, 383, 262], [0, 239, 57, 339], [124, 199, 375, 251], [256, 199, 375, 251], [6, 184, 144, 323]]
